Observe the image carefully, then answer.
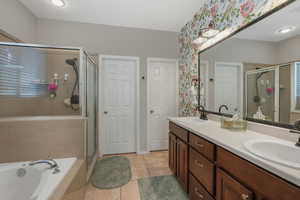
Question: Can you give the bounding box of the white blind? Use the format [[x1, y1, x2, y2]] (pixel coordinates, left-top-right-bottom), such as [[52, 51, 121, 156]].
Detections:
[[295, 62, 300, 97], [0, 48, 47, 97]]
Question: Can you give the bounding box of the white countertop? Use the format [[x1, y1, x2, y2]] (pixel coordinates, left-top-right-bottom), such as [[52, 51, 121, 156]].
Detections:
[[168, 117, 300, 187]]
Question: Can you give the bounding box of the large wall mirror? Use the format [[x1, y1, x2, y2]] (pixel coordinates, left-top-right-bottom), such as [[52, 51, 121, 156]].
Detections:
[[198, 1, 300, 129]]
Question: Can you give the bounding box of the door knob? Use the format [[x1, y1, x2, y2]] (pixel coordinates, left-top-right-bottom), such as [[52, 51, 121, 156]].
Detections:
[[104, 111, 108, 114], [150, 110, 154, 114]]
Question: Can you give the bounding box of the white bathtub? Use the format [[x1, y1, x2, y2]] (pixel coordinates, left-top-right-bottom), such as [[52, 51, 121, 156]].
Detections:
[[0, 157, 77, 200]]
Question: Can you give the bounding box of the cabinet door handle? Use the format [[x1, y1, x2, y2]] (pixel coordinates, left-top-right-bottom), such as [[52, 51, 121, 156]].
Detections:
[[195, 160, 204, 168], [241, 194, 249, 200], [195, 142, 204, 148], [194, 188, 204, 199]]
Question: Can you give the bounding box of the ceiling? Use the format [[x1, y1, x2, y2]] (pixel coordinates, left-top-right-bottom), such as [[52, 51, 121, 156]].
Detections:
[[236, 1, 300, 42], [18, 0, 205, 32]]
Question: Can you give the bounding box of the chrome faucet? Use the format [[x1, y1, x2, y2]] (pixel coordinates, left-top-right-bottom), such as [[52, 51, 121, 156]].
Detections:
[[198, 105, 208, 120], [29, 159, 60, 174], [218, 104, 229, 115], [291, 120, 300, 147], [296, 137, 300, 147]]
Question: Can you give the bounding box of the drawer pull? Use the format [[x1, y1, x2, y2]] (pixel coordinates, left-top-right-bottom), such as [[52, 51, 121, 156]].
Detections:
[[195, 142, 204, 148], [195, 160, 204, 168], [241, 194, 249, 200], [194, 188, 204, 199]]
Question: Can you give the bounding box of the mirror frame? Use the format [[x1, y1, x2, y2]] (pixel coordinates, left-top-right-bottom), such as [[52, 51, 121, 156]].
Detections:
[[197, 0, 296, 130]]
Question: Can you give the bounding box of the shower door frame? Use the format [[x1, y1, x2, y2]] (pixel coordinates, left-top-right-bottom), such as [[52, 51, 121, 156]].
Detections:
[[245, 66, 280, 122], [84, 51, 99, 180]]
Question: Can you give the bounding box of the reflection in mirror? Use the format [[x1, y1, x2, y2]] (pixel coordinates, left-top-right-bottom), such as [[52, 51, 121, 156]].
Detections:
[[199, 1, 300, 127]]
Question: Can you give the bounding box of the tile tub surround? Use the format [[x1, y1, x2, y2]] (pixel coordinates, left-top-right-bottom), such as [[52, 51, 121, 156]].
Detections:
[[0, 117, 85, 163], [57, 160, 88, 200], [169, 117, 300, 187]]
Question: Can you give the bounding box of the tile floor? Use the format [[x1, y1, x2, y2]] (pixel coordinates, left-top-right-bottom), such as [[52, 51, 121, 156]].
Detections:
[[85, 151, 172, 200]]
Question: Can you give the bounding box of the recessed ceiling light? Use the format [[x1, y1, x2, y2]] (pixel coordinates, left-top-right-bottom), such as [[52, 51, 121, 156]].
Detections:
[[51, 0, 66, 7], [276, 26, 296, 34]]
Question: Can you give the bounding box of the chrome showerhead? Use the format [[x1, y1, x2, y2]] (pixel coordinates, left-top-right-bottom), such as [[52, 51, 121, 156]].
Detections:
[[65, 58, 77, 66]]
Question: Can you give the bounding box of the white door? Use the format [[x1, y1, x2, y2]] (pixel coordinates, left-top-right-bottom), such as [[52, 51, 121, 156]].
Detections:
[[147, 58, 178, 151], [214, 62, 243, 115], [102, 57, 137, 155]]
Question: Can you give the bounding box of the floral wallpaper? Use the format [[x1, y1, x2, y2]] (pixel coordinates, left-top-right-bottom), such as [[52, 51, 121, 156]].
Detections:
[[179, 0, 293, 116]]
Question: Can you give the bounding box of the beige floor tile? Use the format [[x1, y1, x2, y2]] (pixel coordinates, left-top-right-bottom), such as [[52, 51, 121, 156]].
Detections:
[[121, 180, 141, 200], [87, 151, 170, 200], [123, 154, 146, 168], [85, 184, 96, 200], [85, 184, 121, 200], [148, 167, 172, 177], [93, 188, 121, 200], [131, 166, 149, 180]]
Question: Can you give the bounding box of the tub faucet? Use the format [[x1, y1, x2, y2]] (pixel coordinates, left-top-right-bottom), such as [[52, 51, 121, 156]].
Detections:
[[29, 159, 60, 174]]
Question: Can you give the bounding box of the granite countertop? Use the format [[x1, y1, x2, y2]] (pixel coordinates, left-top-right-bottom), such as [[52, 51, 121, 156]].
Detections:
[[168, 117, 300, 187]]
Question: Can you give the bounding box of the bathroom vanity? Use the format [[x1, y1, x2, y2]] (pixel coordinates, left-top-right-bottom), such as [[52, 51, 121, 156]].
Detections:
[[168, 118, 300, 200]]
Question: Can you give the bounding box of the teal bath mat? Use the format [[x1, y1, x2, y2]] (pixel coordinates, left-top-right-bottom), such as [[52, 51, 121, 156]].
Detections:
[[138, 175, 189, 200], [91, 156, 132, 189]]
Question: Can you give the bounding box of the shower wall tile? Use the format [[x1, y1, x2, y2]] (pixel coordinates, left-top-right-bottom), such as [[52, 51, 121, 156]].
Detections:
[[0, 118, 85, 163]]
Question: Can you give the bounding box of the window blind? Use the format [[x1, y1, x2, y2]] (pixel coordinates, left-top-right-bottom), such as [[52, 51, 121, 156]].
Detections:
[[0, 48, 47, 97]]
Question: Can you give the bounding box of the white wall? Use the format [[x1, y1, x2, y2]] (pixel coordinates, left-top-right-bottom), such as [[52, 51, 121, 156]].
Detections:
[[0, 0, 37, 42], [276, 35, 300, 63], [36, 19, 180, 153]]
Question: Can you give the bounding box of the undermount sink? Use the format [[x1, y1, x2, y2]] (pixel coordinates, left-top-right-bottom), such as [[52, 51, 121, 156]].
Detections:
[[244, 139, 300, 169]]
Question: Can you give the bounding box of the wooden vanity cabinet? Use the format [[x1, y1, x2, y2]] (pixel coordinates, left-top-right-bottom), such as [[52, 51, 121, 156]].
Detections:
[[216, 168, 253, 200], [189, 147, 215, 194], [168, 121, 300, 200], [177, 139, 188, 191], [169, 122, 188, 192], [169, 133, 177, 174], [217, 147, 300, 200], [190, 174, 215, 200]]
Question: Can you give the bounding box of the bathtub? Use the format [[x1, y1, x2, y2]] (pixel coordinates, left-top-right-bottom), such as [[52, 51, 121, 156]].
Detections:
[[0, 157, 77, 200]]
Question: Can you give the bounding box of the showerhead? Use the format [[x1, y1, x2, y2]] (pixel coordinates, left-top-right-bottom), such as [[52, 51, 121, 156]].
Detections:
[[65, 58, 77, 66]]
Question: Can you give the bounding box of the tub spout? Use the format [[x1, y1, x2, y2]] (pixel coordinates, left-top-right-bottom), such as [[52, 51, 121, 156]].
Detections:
[[29, 159, 60, 173]]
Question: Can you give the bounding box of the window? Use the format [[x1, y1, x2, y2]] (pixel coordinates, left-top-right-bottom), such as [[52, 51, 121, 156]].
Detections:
[[0, 48, 47, 98]]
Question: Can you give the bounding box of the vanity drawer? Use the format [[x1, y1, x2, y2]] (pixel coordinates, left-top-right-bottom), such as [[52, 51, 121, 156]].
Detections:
[[217, 147, 300, 200], [189, 174, 215, 200], [189, 148, 214, 195], [189, 133, 215, 161], [169, 122, 188, 142]]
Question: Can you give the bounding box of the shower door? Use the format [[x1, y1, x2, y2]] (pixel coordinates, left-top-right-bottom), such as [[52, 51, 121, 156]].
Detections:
[[246, 68, 277, 121], [86, 54, 98, 169]]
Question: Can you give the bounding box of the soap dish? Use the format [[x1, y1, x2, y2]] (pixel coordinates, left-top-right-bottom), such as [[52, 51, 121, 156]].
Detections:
[[221, 118, 248, 131]]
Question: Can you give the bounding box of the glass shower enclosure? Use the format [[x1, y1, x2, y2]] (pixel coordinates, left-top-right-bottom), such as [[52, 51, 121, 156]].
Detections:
[[0, 42, 98, 175], [246, 64, 291, 123]]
